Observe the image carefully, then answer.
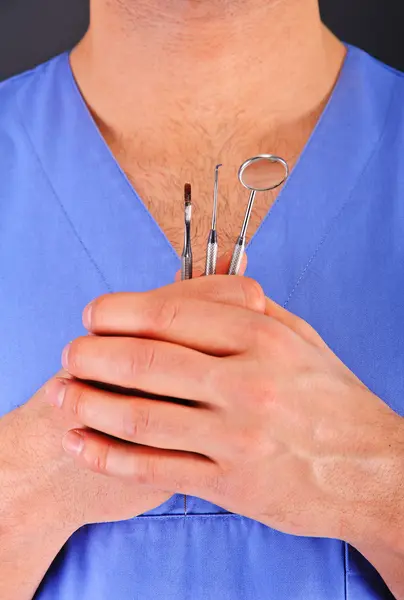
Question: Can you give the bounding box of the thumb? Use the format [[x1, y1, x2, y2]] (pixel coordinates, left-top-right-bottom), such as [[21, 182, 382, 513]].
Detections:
[[265, 297, 327, 348]]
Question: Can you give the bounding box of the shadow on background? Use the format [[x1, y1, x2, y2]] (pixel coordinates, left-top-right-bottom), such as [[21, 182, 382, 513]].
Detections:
[[0, 0, 404, 80]]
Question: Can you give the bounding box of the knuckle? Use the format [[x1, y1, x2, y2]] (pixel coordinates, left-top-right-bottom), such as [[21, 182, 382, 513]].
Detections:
[[252, 377, 277, 409], [67, 384, 86, 420], [127, 342, 157, 376], [90, 444, 109, 475], [260, 317, 289, 350], [143, 344, 157, 373], [124, 403, 152, 439], [234, 370, 276, 409], [147, 296, 179, 333], [296, 317, 324, 346], [246, 316, 274, 349], [235, 425, 268, 457], [132, 455, 157, 486], [239, 278, 266, 312]]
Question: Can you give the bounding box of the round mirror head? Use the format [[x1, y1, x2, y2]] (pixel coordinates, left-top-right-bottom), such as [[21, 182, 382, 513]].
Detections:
[[238, 154, 289, 192]]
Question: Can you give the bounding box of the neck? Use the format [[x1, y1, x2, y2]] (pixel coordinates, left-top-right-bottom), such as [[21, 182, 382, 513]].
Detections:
[[70, 0, 345, 164]]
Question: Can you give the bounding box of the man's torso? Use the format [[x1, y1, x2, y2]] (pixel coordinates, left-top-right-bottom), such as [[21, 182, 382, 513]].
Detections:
[[0, 45, 402, 599]]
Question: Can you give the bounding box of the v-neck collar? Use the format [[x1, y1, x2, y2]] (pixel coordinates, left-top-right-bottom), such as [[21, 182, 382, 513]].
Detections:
[[18, 45, 395, 298], [245, 46, 395, 306]]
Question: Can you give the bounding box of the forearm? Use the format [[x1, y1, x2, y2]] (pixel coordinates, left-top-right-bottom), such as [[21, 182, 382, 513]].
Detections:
[[348, 423, 404, 600], [354, 535, 404, 600], [0, 517, 75, 600], [0, 404, 77, 600], [364, 548, 404, 600]]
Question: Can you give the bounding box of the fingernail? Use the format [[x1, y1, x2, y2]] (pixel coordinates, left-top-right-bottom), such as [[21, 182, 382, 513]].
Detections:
[[62, 342, 71, 370], [83, 301, 93, 329], [46, 378, 68, 408], [62, 431, 84, 456]]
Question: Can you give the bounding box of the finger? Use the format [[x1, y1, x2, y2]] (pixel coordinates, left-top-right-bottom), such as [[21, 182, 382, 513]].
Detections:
[[265, 297, 327, 348], [82, 291, 268, 355], [87, 271, 263, 334], [34, 369, 73, 415], [174, 250, 247, 280], [62, 428, 221, 500], [62, 335, 218, 404], [84, 276, 266, 340], [48, 377, 222, 456]]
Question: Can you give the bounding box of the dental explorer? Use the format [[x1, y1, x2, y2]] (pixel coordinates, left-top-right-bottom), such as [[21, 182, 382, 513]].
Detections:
[[205, 164, 222, 276]]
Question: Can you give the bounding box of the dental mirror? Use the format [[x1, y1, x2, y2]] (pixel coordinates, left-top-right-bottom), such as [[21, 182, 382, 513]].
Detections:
[[238, 154, 289, 192], [228, 154, 289, 275]]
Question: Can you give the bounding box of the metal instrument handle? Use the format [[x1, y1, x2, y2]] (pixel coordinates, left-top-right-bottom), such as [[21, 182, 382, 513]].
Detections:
[[205, 229, 218, 276], [205, 243, 218, 276], [181, 256, 193, 281], [228, 236, 245, 276]]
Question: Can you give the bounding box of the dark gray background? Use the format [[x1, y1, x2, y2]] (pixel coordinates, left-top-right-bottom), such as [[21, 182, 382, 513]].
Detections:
[[0, 0, 403, 81]]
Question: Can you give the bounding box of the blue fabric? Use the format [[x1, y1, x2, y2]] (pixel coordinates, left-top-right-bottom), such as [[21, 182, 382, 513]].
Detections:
[[0, 44, 402, 598]]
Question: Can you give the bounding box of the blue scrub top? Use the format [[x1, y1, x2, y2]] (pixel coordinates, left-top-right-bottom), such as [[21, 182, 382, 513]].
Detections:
[[0, 44, 402, 599]]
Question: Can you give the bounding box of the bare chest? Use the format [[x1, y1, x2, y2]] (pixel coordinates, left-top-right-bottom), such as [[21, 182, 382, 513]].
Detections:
[[126, 173, 281, 271]]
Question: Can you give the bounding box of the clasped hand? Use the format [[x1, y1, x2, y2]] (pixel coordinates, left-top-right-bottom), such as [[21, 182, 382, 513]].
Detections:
[[45, 261, 402, 548]]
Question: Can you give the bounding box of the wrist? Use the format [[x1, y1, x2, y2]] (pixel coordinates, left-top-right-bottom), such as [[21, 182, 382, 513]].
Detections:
[[2, 469, 79, 542], [344, 415, 404, 554], [0, 406, 82, 537], [0, 493, 75, 600]]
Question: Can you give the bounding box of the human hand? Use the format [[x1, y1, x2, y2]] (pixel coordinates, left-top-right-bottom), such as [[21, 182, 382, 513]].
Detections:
[[52, 268, 403, 548], [9, 255, 246, 531], [1, 371, 175, 532]]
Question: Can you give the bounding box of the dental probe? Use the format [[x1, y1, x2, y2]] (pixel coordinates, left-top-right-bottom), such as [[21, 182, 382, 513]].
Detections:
[[205, 164, 222, 276]]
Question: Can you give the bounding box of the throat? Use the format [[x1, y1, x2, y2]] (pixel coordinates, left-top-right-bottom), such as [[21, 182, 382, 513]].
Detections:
[[70, 25, 346, 267]]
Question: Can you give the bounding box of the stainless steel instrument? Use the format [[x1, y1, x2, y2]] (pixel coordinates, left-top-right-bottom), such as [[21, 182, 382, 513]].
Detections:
[[228, 154, 289, 275], [181, 183, 193, 280], [205, 164, 222, 276]]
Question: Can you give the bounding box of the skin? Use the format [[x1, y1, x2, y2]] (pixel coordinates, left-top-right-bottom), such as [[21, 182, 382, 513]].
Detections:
[[66, 2, 404, 594], [50, 276, 404, 597], [1, 1, 403, 599], [0, 259, 248, 600], [56, 285, 402, 545], [70, 0, 345, 269]]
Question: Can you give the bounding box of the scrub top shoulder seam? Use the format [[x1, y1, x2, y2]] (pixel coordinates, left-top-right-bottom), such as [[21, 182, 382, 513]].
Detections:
[[0, 60, 43, 92], [365, 51, 404, 81]]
